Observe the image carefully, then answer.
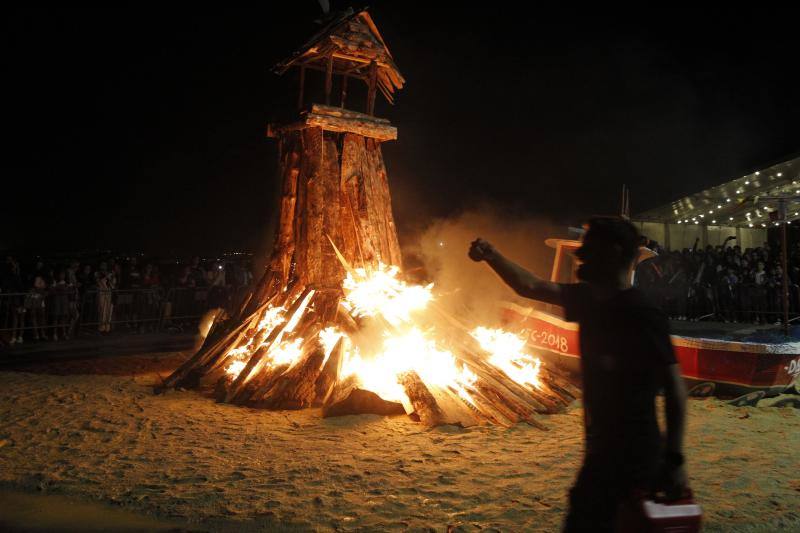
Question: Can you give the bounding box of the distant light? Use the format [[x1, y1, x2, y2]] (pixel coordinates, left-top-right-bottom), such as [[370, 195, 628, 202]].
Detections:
[[717, 205, 722, 209], [729, 217, 734, 221], [777, 172, 783, 177], [695, 220, 699, 224], [795, 212, 799, 216], [736, 189, 742, 194], [677, 220, 682, 224], [438, 241, 445, 247], [712, 220, 716, 224], [745, 180, 750, 185], [708, 210, 713, 214], [749, 223, 754, 227], [726, 198, 731, 203], [775, 223, 780, 226], [755, 171, 760, 175], [700, 214, 705, 218], [746, 212, 751, 216], [684, 219, 689, 223]]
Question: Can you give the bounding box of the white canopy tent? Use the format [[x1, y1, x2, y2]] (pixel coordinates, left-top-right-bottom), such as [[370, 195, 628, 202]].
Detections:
[[631, 155, 800, 251]]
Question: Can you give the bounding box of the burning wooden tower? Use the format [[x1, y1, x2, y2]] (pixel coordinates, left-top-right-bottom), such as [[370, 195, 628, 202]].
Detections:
[[163, 9, 578, 427]]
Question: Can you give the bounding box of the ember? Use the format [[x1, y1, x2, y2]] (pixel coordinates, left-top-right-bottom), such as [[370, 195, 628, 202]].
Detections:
[[161, 9, 578, 427]]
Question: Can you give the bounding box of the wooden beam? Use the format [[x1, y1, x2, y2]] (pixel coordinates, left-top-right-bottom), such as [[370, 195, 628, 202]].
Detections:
[[297, 66, 306, 111], [268, 107, 396, 142], [340, 74, 348, 108], [366, 60, 378, 116], [324, 53, 333, 106]]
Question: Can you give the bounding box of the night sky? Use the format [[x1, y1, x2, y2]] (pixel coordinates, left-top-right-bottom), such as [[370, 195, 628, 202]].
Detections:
[[4, 4, 799, 257]]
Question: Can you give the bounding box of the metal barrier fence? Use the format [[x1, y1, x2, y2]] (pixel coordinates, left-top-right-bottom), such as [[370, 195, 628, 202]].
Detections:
[[641, 282, 800, 324], [0, 285, 252, 343]]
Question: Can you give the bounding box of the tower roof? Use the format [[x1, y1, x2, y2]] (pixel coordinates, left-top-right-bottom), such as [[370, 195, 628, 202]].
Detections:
[[274, 8, 404, 104]]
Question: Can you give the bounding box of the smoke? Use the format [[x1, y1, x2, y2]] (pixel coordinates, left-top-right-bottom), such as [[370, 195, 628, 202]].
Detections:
[[405, 206, 567, 326]]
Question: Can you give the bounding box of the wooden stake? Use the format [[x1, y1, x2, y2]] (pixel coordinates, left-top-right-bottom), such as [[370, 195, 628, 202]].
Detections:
[[324, 53, 333, 106]]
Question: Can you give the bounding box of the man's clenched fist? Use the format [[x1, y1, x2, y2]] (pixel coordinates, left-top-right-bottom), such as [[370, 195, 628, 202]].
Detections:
[[469, 238, 495, 262]]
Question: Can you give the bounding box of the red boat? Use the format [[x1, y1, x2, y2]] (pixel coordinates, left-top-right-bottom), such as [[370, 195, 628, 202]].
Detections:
[[501, 238, 800, 396]]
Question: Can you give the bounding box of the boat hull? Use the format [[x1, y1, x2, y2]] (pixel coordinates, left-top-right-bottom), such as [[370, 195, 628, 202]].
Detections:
[[501, 303, 800, 397]]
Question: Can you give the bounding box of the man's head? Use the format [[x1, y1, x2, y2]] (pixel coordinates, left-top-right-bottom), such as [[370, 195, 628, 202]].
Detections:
[[575, 216, 639, 284]]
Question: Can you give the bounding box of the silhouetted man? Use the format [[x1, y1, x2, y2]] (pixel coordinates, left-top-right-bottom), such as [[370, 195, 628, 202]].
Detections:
[[469, 217, 687, 532]]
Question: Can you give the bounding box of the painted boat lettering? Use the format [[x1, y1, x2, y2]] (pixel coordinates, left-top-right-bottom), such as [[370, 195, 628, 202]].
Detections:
[[528, 329, 569, 353], [786, 357, 800, 381]]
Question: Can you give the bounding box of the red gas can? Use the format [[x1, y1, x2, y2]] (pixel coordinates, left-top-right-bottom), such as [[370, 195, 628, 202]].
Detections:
[[616, 491, 702, 532]]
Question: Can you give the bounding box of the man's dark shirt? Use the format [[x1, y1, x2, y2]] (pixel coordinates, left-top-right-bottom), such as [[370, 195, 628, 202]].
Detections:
[[561, 283, 677, 487]]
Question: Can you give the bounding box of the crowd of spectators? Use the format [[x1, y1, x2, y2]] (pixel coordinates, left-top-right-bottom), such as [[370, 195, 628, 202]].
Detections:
[[636, 236, 800, 325], [0, 254, 254, 344]]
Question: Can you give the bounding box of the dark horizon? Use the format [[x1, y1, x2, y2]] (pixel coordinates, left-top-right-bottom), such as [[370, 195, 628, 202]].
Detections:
[[4, 4, 799, 257]]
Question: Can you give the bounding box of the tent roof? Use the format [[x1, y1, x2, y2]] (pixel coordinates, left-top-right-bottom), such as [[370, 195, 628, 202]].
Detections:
[[633, 154, 800, 229]]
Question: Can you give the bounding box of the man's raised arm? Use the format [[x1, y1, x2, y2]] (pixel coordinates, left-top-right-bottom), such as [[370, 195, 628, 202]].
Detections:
[[468, 238, 563, 306]]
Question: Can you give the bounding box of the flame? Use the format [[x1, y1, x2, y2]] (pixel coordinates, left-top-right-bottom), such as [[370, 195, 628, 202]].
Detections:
[[340, 328, 477, 406], [222, 256, 543, 419], [341, 262, 432, 326], [319, 327, 344, 366], [270, 337, 305, 367], [226, 359, 247, 378], [471, 327, 542, 389]]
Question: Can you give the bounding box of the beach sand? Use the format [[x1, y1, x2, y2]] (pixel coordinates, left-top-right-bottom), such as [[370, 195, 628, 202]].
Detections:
[[0, 352, 798, 532]]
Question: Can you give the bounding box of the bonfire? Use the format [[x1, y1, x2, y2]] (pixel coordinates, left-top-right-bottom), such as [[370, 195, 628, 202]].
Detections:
[[161, 8, 579, 427]]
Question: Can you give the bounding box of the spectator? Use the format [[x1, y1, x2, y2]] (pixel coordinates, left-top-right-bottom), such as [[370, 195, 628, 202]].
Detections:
[[2, 256, 26, 344], [51, 270, 70, 340], [25, 274, 48, 341], [96, 262, 116, 333]]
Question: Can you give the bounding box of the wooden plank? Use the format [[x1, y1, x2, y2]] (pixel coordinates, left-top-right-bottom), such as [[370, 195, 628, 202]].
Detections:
[[366, 60, 378, 115], [324, 53, 333, 106], [308, 104, 391, 124], [297, 65, 306, 110]]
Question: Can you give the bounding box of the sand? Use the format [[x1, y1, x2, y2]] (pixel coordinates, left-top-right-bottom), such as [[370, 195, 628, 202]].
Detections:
[[0, 353, 798, 532]]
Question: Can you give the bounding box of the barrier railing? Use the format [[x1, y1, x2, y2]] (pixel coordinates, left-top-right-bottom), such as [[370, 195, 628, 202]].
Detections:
[[0, 285, 252, 344], [641, 282, 800, 324]]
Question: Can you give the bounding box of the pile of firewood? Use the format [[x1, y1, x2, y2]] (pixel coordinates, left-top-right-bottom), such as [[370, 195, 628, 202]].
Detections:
[[160, 275, 580, 429]]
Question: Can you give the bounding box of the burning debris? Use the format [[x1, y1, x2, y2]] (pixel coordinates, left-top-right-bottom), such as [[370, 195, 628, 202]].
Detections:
[[160, 8, 579, 427]]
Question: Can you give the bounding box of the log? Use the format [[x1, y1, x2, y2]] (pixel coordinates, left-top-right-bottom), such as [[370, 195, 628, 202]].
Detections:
[[322, 388, 405, 418], [398, 371, 448, 427], [313, 337, 345, 406], [428, 386, 482, 427], [225, 288, 314, 402], [324, 374, 360, 407], [214, 374, 234, 402], [258, 347, 326, 410], [245, 363, 290, 406], [308, 104, 391, 124], [268, 115, 397, 142]]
